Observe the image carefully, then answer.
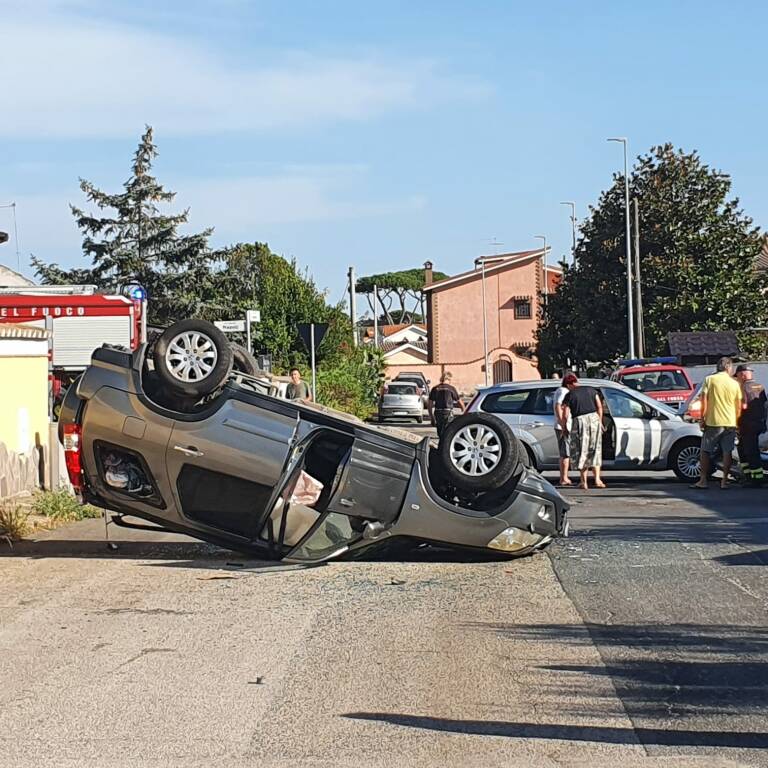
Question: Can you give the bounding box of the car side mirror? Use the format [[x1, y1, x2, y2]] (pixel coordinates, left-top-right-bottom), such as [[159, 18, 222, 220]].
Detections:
[[648, 408, 665, 420]]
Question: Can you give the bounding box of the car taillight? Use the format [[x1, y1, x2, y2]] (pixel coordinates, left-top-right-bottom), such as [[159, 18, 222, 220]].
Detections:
[[63, 423, 84, 490]]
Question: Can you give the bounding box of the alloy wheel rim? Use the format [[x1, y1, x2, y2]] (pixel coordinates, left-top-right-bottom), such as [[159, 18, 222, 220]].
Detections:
[[678, 445, 701, 478], [165, 331, 218, 382], [449, 424, 502, 476]]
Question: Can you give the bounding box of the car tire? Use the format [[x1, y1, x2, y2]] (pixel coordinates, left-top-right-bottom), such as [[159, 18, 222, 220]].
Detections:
[[230, 343, 262, 376], [439, 413, 520, 492], [153, 319, 233, 399], [670, 437, 705, 482]]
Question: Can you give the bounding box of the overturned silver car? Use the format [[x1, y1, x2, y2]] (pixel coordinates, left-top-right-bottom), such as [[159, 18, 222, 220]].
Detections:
[[59, 320, 569, 563]]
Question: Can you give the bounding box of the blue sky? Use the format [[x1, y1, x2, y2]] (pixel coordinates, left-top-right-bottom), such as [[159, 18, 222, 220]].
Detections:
[[1, 0, 766, 306]]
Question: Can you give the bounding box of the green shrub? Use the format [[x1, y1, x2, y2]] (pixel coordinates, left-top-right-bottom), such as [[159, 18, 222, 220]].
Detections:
[[317, 345, 384, 419], [0, 505, 31, 541], [31, 490, 101, 522]]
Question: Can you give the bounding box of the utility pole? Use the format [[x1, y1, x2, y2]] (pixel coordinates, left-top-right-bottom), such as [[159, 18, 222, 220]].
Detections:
[[535, 234, 547, 297], [633, 198, 645, 358], [347, 266, 358, 347], [373, 283, 379, 348], [608, 138, 636, 359], [560, 201, 577, 263]]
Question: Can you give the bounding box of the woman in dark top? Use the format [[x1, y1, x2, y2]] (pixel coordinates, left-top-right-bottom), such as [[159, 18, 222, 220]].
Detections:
[[560, 374, 605, 489]]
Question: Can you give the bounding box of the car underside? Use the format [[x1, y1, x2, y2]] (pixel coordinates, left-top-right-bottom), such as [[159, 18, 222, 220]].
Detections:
[[59, 320, 569, 563]]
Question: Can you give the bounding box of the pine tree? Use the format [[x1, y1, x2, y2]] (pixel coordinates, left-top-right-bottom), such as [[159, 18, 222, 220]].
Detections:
[[33, 126, 221, 325]]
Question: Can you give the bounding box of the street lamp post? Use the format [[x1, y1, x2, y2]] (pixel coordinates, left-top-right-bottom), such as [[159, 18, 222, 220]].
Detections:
[[474, 256, 492, 387], [607, 137, 636, 359], [559, 201, 577, 262], [534, 234, 547, 297]]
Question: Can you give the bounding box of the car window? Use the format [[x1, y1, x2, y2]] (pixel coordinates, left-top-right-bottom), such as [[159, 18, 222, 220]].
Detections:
[[602, 388, 647, 419], [620, 369, 689, 391], [530, 388, 557, 415], [481, 390, 533, 414], [386, 383, 417, 395]]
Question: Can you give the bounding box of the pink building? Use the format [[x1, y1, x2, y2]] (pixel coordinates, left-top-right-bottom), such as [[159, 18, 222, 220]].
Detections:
[[385, 249, 562, 394]]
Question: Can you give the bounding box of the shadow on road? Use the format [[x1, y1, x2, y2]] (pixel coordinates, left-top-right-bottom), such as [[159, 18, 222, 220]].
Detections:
[[342, 712, 768, 749], [463, 622, 768, 719]]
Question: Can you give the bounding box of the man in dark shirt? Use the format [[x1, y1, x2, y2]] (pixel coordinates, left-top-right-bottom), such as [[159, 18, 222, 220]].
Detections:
[[428, 372, 465, 438], [560, 374, 605, 489], [286, 368, 312, 401], [735, 364, 766, 485]]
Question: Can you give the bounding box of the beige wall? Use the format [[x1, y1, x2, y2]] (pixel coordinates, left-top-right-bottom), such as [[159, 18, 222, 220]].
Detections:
[[0, 356, 49, 454], [386, 347, 539, 396], [384, 349, 429, 366]]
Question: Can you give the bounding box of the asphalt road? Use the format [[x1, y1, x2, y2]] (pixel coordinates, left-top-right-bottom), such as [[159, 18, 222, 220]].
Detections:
[[547, 477, 768, 766], [0, 476, 765, 767]]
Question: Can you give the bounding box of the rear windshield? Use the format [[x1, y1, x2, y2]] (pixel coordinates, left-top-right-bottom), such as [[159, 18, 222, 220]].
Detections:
[[620, 369, 690, 392], [387, 384, 418, 395]]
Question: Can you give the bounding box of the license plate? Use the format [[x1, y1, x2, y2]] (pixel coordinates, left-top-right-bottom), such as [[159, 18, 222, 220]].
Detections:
[[394, 411, 408, 416]]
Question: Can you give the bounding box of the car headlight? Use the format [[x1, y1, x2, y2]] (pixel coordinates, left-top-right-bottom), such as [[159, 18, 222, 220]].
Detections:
[[487, 526, 542, 552]]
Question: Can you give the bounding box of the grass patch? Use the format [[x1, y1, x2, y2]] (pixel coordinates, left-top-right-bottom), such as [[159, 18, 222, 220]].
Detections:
[[0, 504, 31, 542], [31, 490, 102, 522]]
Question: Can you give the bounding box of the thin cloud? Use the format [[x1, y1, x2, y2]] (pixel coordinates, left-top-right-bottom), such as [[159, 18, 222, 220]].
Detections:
[[12, 169, 427, 267], [0, 13, 489, 139]]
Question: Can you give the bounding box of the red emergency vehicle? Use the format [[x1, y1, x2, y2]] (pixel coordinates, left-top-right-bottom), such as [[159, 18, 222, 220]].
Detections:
[[0, 285, 146, 410], [610, 357, 695, 411]]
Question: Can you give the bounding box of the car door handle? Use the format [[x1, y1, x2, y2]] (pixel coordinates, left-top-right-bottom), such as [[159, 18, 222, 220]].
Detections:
[[173, 445, 204, 457], [527, 421, 546, 429]]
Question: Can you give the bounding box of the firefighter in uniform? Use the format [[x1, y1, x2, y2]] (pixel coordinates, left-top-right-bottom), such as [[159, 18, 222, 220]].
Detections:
[[735, 364, 767, 485]]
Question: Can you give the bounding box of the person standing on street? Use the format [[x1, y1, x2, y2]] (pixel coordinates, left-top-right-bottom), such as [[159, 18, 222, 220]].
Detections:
[[286, 367, 312, 401], [735, 364, 766, 486], [560, 373, 605, 490], [428, 372, 465, 438], [691, 357, 742, 490], [554, 375, 572, 486]]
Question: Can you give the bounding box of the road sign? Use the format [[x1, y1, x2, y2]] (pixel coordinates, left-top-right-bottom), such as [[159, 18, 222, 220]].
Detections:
[[297, 323, 328, 354], [214, 320, 246, 333], [246, 309, 261, 323]]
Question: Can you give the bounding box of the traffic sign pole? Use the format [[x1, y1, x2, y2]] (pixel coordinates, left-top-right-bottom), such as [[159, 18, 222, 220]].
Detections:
[[245, 312, 251, 353], [310, 323, 317, 402]]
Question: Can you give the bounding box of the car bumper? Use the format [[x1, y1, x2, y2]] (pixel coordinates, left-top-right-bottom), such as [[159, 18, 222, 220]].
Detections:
[[379, 408, 423, 418]]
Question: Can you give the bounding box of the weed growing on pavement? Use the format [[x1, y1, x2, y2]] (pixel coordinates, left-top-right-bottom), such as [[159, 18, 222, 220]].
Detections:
[[0, 504, 31, 542], [31, 490, 101, 522]]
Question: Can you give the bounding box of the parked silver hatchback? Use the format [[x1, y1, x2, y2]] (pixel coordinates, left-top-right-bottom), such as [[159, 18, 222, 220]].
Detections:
[[467, 379, 705, 481], [378, 381, 424, 423]]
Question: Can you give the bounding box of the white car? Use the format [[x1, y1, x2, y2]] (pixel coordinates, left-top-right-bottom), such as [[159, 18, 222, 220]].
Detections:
[[467, 379, 704, 481]]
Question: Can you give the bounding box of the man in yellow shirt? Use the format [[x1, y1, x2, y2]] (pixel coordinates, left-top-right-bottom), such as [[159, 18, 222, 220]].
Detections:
[[692, 357, 742, 489]]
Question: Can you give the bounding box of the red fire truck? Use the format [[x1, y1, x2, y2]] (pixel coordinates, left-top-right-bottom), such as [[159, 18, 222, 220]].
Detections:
[[0, 285, 146, 414]]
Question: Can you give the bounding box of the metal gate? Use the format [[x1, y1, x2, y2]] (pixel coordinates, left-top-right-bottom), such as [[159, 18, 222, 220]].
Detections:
[[493, 357, 513, 384]]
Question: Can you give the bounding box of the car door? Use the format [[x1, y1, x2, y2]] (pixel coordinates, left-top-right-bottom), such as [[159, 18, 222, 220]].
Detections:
[[516, 388, 560, 468], [599, 387, 663, 467], [165, 392, 299, 540]]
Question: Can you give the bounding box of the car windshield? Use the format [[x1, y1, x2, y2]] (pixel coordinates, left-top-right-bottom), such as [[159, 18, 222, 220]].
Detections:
[[620, 369, 689, 392], [386, 384, 417, 395]]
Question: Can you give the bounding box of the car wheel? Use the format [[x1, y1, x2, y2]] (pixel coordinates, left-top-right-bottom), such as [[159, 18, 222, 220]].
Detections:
[[670, 438, 704, 482], [153, 319, 233, 399], [439, 413, 520, 492], [230, 343, 262, 376]]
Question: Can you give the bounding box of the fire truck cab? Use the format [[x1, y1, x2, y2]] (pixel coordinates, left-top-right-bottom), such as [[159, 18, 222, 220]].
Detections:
[[0, 285, 146, 415], [610, 357, 695, 412]]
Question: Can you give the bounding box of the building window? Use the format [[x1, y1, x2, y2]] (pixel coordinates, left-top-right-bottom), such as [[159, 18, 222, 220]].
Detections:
[[514, 299, 531, 319]]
